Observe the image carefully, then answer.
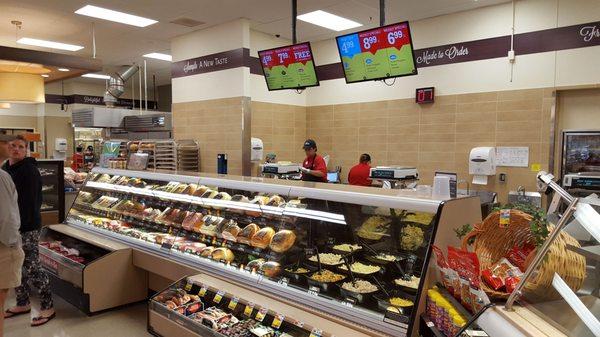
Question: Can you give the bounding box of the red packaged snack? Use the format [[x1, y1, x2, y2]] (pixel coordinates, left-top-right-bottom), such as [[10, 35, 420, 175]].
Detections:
[[481, 269, 504, 290], [482, 258, 523, 293], [506, 243, 535, 272], [448, 246, 480, 311]]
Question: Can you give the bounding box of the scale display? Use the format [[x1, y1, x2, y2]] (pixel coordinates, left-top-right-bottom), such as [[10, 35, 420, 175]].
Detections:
[[336, 21, 417, 83], [258, 42, 319, 91]]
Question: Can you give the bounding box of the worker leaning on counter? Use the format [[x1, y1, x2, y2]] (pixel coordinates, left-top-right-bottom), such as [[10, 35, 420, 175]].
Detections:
[[348, 153, 373, 186], [300, 139, 327, 182]]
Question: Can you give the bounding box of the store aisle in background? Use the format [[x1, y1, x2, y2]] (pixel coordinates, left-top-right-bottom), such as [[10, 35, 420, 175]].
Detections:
[[4, 292, 149, 337]]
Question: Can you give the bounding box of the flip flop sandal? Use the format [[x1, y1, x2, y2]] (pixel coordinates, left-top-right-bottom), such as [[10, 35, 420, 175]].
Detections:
[[4, 308, 31, 318], [31, 312, 56, 327]]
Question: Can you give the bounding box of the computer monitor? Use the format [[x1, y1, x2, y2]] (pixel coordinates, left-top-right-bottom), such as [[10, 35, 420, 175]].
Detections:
[[327, 171, 340, 183]]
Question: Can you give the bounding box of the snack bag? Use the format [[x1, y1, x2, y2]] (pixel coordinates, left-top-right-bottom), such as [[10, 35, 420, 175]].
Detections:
[[448, 246, 480, 311], [507, 243, 535, 272], [471, 286, 490, 313], [481, 258, 523, 293], [432, 245, 455, 294]]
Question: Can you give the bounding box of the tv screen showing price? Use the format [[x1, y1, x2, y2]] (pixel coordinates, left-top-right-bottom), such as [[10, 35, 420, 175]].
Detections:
[[258, 42, 319, 91], [336, 21, 417, 83]]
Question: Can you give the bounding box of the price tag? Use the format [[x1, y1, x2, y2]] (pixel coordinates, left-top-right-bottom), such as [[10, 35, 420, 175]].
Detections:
[[198, 286, 208, 297], [271, 313, 285, 329], [278, 277, 289, 287], [184, 282, 193, 292], [160, 241, 173, 251], [500, 209, 510, 228], [341, 298, 355, 307], [309, 328, 323, 337], [213, 290, 225, 304], [326, 237, 336, 245], [426, 321, 435, 328], [308, 286, 320, 297], [228, 297, 239, 310], [304, 247, 317, 256], [255, 307, 268, 322], [244, 302, 255, 317]]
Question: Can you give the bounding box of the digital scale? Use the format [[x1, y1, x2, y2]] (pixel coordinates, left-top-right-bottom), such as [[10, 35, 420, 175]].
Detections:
[[563, 173, 600, 191], [261, 163, 301, 179], [369, 166, 419, 189]]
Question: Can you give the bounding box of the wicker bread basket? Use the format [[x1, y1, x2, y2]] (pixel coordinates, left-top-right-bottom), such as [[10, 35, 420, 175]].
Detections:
[[461, 209, 586, 300]]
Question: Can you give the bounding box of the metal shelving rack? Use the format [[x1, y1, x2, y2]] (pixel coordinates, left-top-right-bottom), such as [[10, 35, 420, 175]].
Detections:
[[176, 139, 200, 172]]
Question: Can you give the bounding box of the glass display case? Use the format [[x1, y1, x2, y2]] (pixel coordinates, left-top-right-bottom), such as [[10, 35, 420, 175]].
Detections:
[[38, 159, 65, 224], [65, 168, 481, 336]]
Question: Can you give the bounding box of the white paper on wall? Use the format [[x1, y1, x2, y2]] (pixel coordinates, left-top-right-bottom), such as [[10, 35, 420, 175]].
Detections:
[[496, 147, 529, 167]]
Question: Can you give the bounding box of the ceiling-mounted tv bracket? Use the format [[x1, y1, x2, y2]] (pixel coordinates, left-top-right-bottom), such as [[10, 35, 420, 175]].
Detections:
[[378, 0, 395, 87], [290, 0, 305, 95]]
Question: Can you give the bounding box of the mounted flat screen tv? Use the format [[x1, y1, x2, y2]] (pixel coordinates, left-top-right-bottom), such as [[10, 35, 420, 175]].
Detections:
[[258, 42, 319, 91], [336, 21, 418, 83]]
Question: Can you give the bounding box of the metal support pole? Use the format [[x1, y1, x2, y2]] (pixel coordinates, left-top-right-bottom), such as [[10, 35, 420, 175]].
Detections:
[[291, 0, 297, 44], [379, 0, 385, 26], [138, 66, 142, 114], [505, 197, 579, 311], [144, 60, 148, 111]]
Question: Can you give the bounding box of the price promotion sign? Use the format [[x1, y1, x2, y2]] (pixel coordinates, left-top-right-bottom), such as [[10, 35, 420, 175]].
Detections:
[[258, 42, 319, 91], [336, 22, 417, 83]]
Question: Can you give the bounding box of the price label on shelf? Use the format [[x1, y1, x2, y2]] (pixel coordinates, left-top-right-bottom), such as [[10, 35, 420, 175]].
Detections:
[[214, 290, 226, 304], [278, 277, 289, 287], [244, 302, 255, 317], [198, 286, 208, 297], [309, 328, 323, 337], [271, 313, 285, 329], [500, 209, 510, 228], [304, 247, 317, 256], [228, 297, 239, 310], [308, 286, 320, 297], [326, 237, 336, 245], [255, 307, 268, 322], [184, 282, 193, 292]]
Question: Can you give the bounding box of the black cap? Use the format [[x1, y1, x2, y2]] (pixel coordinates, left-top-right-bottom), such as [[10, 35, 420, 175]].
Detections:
[[302, 139, 317, 149]]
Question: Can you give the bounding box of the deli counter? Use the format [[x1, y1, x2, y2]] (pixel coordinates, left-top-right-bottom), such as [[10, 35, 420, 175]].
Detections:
[[57, 167, 482, 337]]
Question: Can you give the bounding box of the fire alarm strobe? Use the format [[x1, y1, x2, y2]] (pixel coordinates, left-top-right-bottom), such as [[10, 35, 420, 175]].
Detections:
[[416, 87, 435, 104]]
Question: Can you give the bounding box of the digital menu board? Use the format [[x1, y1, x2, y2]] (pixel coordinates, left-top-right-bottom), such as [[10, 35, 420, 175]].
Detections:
[[258, 42, 319, 91], [336, 21, 417, 83]]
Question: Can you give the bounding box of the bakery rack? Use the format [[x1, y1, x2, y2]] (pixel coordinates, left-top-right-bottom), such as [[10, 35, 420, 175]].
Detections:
[[177, 139, 200, 172], [127, 140, 177, 172]]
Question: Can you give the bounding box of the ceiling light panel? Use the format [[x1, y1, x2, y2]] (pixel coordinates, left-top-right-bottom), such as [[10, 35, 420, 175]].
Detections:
[[82, 73, 111, 80], [58, 68, 70, 72], [297, 10, 362, 31], [75, 5, 158, 27], [143, 53, 172, 62], [17, 38, 84, 51]]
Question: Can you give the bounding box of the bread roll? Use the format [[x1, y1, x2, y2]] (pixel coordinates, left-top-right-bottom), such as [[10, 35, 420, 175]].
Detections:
[[199, 246, 215, 257], [260, 261, 282, 278], [250, 227, 275, 249], [267, 195, 286, 207], [269, 230, 296, 253], [237, 223, 259, 244], [211, 247, 235, 262], [221, 223, 241, 241], [246, 196, 269, 217], [246, 258, 265, 271]]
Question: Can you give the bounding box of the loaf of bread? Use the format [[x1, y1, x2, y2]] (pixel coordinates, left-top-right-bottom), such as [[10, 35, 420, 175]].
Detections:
[[237, 223, 260, 244], [221, 222, 241, 241], [260, 261, 282, 278], [250, 227, 275, 249], [192, 185, 209, 197], [267, 195, 286, 207], [269, 230, 296, 253], [211, 247, 235, 262], [246, 258, 265, 271]]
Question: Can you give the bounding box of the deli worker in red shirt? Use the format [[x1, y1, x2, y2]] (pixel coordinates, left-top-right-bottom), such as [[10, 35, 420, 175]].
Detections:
[[348, 153, 373, 186], [300, 139, 327, 182]]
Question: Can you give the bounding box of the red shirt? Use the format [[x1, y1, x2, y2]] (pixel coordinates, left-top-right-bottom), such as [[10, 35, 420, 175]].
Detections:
[[302, 154, 328, 182], [348, 163, 372, 186], [71, 152, 84, 172]]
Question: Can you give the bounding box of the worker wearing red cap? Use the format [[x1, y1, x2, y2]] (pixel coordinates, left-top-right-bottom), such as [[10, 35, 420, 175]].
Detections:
[[300, 139, 327, 182]]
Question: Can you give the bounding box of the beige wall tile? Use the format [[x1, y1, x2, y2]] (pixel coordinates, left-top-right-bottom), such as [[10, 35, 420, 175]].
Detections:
[[456, 92, 499, 103], [497, 99, 542, 111]]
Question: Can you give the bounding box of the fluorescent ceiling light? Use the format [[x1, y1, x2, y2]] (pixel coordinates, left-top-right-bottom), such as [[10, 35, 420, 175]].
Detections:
[[82, 73, 110, 80], [143, 52, 172, 62], [297, 10, 362, 31], [75, 5, 158, 27], [58, 68, 70, 72], [17, 37, 83, 51], [41, 74, 49, 78]]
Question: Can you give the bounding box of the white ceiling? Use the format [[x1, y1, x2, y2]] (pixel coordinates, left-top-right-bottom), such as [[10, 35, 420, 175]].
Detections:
[[0, 0, 508, 86]]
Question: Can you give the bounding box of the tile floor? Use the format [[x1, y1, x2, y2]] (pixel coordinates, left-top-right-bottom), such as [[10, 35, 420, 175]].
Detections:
[[4, 292, 151, 337]]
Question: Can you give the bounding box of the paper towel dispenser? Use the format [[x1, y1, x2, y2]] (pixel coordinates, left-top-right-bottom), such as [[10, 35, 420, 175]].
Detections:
[[469, 147, 496, 175], [251, 138, 264, 162]]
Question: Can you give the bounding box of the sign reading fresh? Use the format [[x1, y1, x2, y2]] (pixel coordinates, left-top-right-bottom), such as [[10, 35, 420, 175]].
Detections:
[[258, 42, 319, 91], [336, 21, 418, 83]]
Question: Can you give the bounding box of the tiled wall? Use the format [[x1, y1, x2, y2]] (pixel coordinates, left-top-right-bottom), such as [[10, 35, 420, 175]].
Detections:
[[306, 88, 555, 202], [173, 97, 247, 175], [250, 101, 307, 173]]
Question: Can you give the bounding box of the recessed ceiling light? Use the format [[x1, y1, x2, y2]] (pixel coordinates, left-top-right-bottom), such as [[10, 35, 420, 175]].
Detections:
[[17, 37, 84, 51], [143, 52, 172, 62], [75, 5, 158, 27], [82, 73, 111, 80], [297, 10, 362, 31], [41, 74, 49, 78], [58, 68, 70, 72]]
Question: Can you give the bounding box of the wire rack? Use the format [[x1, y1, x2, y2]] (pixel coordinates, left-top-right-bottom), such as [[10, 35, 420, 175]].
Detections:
[[127, 140, 177, 171], [177, 139, 200, 172]]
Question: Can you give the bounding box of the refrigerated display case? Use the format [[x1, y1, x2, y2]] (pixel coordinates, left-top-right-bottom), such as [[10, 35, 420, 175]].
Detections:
[[39, 225, 147, 313], [38, 159, 65, 224], [64, 168, 481, 336]]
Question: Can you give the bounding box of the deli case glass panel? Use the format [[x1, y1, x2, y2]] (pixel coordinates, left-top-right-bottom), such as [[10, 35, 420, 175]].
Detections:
[[66, 168, 456, 336], [38, 159, 65, 223]]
